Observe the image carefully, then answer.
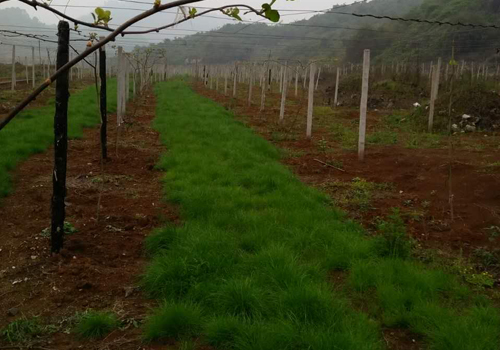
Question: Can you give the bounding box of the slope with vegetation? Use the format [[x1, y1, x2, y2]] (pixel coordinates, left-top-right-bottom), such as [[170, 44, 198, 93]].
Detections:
[[151, 0, 423, 64], [348, 0, 500, 63], [147, 0, 500, 65]]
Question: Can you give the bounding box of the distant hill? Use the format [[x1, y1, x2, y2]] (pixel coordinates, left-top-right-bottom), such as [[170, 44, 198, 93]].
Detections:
[[364, 0, 500, 63], [0, 6, 50, 27], [3, 0, 499, 66], [147, 0, 500, 65], [148, 0, 424, 64], [0, 8, 56, 63]]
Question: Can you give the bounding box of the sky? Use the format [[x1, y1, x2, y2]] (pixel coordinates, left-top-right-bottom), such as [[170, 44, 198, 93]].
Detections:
[[0, 0, 355, 26]]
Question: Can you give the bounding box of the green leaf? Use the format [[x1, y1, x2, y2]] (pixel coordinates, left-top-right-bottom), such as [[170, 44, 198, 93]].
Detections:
[[264, 8, 280, 22], [189, 7, 197, 18], [94, 7, 112, 25], [261, 1, 280, 22], [231, 8, 242, 21]]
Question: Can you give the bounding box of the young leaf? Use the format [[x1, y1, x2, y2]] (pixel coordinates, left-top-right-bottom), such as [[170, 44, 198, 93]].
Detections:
[[94, 7, 112, 26], [261, 2, 280, 23], [231, 8, 242, 21], [265, 8, 280, 22], [189, 7, 197, 18], [222, 7, 242, 21]]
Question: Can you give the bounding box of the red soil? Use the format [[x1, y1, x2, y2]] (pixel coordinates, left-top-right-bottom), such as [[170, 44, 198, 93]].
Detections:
[[0, 90, 178, 349]]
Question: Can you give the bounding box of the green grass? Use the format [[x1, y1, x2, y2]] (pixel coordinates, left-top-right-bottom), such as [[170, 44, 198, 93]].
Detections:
[[0, 80, 117, 199], [145, 80, 500, 349], [74, 310, 119, 339], [367, 129, 399, 145], [405, 132, 442, 149], [330, 122, 358, 150], [1, 317, 45, 343], [143, 302, 203, 342]]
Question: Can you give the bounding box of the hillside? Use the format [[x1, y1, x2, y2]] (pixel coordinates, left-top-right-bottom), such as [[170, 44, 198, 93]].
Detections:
[[349, 0, 500, 63], [149, 0, 500, 64], [0, 7, 55, 63], [149, 0, 424, 64]]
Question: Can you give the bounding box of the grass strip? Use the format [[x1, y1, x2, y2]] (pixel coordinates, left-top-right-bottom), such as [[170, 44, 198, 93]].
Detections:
[[0, 81, 117, 199], [146, 80, 500, 350]]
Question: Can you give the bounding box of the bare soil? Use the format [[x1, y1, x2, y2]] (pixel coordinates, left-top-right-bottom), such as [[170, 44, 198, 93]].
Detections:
[[0, 90, 178, 349]]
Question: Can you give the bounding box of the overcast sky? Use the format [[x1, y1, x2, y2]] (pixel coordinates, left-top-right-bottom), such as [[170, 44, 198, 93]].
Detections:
[[0, 0, 355, 26]]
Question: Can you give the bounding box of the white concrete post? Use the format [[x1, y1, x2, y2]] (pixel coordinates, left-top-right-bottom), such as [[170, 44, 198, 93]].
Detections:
[[279, 61, 288, 122], [358, 49, 371, 162], [233, 64, 238, 98], [260, 66, 267, 112], [315, 66, 321, 90], [306, 63, 316, 138], [334, 67, 340, 108], [428, 58, 442, 133], [25, 57, 29, 84], [216, 67, 220, 92], [295, 66, 299, 97], [224, 67, 228, 96], [117, 46, 125, 126], [133, 70, 136, 97], [31, 47, 35, 88], [303, 66, 308, 89], [279, 65, 284, 93], [11, 45, 16, 91], [126, 58, 130, 102], [248, 64, 254, 106]]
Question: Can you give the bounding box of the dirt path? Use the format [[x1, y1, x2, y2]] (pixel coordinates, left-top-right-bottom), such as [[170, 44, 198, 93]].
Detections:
[[0, 90, 177, 349]]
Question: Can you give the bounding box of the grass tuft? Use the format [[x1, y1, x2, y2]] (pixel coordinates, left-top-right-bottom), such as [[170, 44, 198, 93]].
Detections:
[[143, 301, 203, 342], [74, 310, 119, 339], [204, 316, 245, 349], [1, 317, 44, 343], [213, 278, 266, 318]]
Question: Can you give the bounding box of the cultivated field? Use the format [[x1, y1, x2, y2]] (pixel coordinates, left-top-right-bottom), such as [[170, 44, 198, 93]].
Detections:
[[0, 73, 499, 350]]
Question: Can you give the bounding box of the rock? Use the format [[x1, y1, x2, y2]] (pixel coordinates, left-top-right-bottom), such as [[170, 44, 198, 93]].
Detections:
[[7, 307, 19, 316], [387, 102, 394, 109], [462, 114, 472, 120], [452, 124, 459, 131], [465, 125, 476, 132], [124, 286, 138, 298], [413, 102, 421, 108]]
